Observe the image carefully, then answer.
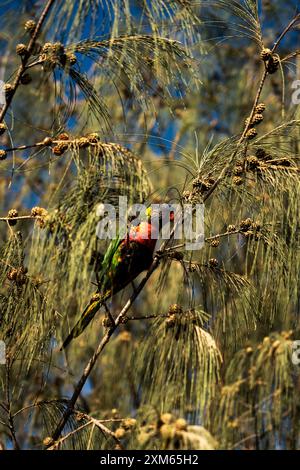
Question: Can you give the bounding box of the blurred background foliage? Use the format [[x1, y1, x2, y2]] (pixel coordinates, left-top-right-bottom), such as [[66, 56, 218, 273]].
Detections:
[[0, 0, 300, 450]]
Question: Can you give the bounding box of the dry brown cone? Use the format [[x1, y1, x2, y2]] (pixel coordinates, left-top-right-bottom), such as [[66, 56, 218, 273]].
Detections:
[[255, 103, 266, 113], [0, 123, 6, 135], [31, 206, 48, 217], [58, 133, 69, 141], [24, 20, 36, 33], [252, 113, 264, 125], [168, 304, 183, 315], [246, 155, 260, 170], [239, 218, 252, 231], [16, 43, 27, 56], [209, 258, 218, 267], [4, 84, 13, 96], [246, 128, 257, 140], [0, 149, 7, 160], [210, 238, 220, 247], [7, 209, 18, 225], [260, 48, 272, 61], [267, 54, 280, 74], [52, 142, 68, 155], [233, 176, 243, 186]]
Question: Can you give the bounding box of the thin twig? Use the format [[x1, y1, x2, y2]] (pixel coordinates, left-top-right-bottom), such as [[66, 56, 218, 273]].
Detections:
[[5, 360, 20, 450], [0, 0, 56, 123], [271, 14, 300, 53], [0, 215, 41, 222]]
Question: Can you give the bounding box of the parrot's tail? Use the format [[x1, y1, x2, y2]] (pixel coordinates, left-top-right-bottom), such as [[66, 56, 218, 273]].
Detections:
[[60, 291, 111, 350]]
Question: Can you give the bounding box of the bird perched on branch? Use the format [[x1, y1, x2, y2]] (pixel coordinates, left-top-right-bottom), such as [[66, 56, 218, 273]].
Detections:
[[61, 206, 173, 349]]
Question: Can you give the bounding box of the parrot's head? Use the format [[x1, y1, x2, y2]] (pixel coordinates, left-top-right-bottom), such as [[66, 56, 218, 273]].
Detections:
[[145, 204, 175, 224], [128, 204, 175, 247]]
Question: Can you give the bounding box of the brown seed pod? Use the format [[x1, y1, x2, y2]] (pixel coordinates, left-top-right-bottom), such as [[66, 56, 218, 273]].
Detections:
[[16, 43, 27, 56], [246, 155, 259, 170], [192, 177, 214, 193], [7, 209, 18, 225], [267, 54, 280, 74], [52, 143, 68, 155], [43, 437, 54, 447], [210, 238, 220, 247], [58, 132, 69, 141], [233, 176, 243, 186], [209, 258, 218, 267], [4, 83, 13, 96], [240, 218, 252, 231], [42, 42, 54, 54], [252, 113, 264, 125], [168, 304, 183, 315], [0, 149, 7, 160], [227, 224, 236, 232], [0, 123, 6, 135], [255, 103, 266, 113], [31, 206, 48, 217], [24, 20, 36, 32], [246, 128, 257, 140], [260, 47, 272, 61], [77, 137, 90, 148]]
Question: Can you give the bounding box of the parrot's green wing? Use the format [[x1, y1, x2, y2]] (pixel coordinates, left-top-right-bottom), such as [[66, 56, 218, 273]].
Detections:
[[61, 236, 123, 350], [97, 235, 123, 292]]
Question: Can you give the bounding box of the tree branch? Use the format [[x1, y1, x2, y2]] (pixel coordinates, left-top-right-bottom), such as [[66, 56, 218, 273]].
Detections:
[[0, 0, 56, 123]]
